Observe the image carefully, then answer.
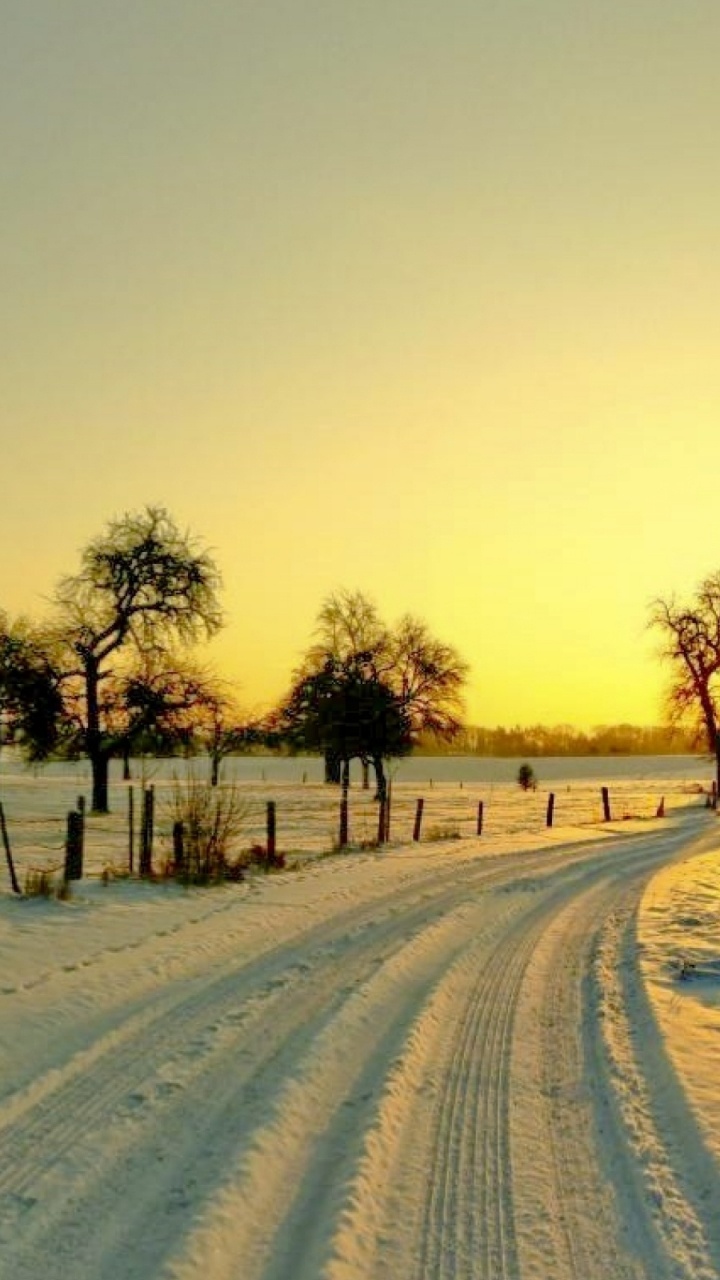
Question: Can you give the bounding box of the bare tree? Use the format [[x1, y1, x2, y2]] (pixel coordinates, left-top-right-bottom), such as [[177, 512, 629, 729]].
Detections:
[[385, 614, 468, 742], [116, 657, 227, 776], [309, 589, 387, 664], [53, 506, 223, 812], [185, 679, 264, 787], [649, 573, 720, 793]]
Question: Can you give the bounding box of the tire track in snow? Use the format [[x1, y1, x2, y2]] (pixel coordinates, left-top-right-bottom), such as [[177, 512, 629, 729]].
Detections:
[[0, 841, 570, 1101], [0, 856, 507, 1129], [324, 866, 633, 1279], [246, 816, 709, 1280], [151, 906, 503, 1280], [0, 836, 600, 1137], [413, 867, 612, 1280], [325, 814, 710, 1280], [509, 817, 720, 1280], [236, 829, 701, 1280], [320, 889, 538, 1280], [0, 857, 534, 1278], [511, 872, 649, 1280], [416, 896, 534, 1280]]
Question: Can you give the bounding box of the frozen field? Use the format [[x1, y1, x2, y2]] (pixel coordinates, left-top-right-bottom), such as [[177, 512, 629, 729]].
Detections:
[[0, 752, 709, 878]]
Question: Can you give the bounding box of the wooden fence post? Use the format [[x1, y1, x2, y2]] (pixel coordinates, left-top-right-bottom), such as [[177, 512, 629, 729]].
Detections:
[[148, 784, 155, 862], [140, 786, 154, 876], [172, 820, 185, 873], [413, 798, 424, 842], [77, 795, 85, 858], [546, 793, 555, 828], [377, 799, 386, 845], [128, 786, 135, 873], [384, 782, 392, 842], [0, 803, 21, 894], [266, 800, 276, 860], [477, 800, 484, 836], [601, 786, 611, 822], [65, 809, 84, 881], [339, 790, 349, 848]]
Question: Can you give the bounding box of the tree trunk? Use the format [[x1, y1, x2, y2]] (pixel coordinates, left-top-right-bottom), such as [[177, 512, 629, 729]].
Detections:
[[211, 750, 220, 787], [90, 750, 110, 814], [372, 755, 387, 804], [324, 750, 341, 784], [85, 657, 111, 813]]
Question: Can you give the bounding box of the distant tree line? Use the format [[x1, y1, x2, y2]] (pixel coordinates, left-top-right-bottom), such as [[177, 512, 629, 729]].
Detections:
[[414, 723, 700, 757]]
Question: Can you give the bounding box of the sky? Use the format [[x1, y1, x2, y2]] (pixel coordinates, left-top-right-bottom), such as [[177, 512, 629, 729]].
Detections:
[[2, 1, 719, 729]]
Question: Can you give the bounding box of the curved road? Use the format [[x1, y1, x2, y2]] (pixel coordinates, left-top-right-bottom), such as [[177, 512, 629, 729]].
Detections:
[[1, 810, 719, 1279]]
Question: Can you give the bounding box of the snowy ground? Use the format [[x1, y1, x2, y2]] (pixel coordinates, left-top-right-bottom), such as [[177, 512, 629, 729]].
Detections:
[[1, 760, 720, 1278]]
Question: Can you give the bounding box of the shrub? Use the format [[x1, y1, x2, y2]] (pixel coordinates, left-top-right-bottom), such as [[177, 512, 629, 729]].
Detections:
[[24, 866, 70, 899], [244, 842, 285, 872], [425, 823, 461, 842], [101, 862, 131, 884], [164, 773, 250, 884], [517, 763, 536, 791], [24, 867, 56, 897]]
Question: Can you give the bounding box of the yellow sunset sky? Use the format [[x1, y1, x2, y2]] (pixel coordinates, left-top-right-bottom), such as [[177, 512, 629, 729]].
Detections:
[[2, 2, 719, 728]]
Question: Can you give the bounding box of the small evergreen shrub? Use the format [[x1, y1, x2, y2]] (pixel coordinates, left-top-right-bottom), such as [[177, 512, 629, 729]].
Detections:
[[517, 763, 536, 791]]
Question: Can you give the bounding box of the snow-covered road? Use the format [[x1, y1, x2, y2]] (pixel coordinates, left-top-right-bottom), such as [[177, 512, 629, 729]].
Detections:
[[2, 806, 720, 1279]]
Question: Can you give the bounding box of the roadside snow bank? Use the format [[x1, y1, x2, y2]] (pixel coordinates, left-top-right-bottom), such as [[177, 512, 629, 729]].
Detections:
[[639, 824, 720, 1160]]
